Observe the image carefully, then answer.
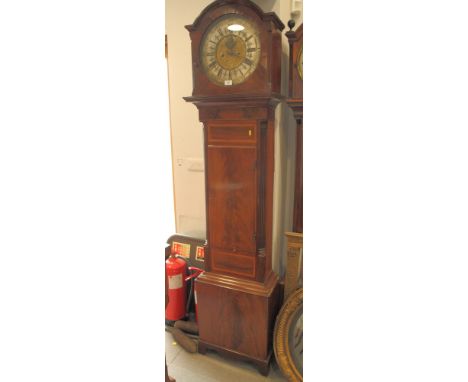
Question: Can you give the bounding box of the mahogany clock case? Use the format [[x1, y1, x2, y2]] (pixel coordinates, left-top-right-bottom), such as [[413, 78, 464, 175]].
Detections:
[[286, 22, 303, 234], [182, 0, 288, 375], [186, 97, 281, 376], [185, 0, 284, 99], [189, 99, 281, 374]]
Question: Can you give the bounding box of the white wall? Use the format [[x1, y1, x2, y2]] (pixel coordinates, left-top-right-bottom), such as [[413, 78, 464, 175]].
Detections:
[[165, 0, 302, 276], [165, 1, 209, 239]]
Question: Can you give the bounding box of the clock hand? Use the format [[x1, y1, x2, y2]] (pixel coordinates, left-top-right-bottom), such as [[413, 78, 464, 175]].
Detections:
[[225, 36, 236, 49]]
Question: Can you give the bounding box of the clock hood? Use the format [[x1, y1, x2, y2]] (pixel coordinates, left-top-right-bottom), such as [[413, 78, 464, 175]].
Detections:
[[185, 0, 284, 33]]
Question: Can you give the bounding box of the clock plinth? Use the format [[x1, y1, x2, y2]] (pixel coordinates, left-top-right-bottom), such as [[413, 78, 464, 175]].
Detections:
[[184, 0, 284, 374], [196, 271, 280, 376]]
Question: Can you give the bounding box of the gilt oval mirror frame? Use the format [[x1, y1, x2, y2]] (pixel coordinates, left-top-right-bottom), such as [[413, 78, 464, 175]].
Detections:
[[274, 288, 303, 382]]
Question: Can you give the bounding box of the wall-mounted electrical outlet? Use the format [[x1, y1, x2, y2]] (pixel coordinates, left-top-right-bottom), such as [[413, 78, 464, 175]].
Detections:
[[187, 158, 204, 172], [176, 157, 204, 172]]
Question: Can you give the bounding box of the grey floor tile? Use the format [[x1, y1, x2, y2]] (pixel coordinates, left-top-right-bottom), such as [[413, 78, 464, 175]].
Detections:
[[165, 331, 183, 364], [168, 364, 220, 382], [165, 332, 287, 381]]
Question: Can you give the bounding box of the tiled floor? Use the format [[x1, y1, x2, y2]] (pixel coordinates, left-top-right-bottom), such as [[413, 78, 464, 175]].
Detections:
[[165, 331, 287, 382]]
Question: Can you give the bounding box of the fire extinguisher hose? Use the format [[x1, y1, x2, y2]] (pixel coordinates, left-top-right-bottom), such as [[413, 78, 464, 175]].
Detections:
[[186, 271, 194, 316], [185, 266, 203, 318], [174, 320, 199, 335], [168, 327, 198, 353]]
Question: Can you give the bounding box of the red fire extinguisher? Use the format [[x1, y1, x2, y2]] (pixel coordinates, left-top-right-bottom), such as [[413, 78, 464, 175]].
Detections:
[[165, 252, 203, 322]]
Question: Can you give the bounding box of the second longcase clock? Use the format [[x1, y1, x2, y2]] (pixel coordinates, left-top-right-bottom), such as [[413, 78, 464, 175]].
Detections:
[[286, 21, 303, 233], [184, 0, 284, 375]]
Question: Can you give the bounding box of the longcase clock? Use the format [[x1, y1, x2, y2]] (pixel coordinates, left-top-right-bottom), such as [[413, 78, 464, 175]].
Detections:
[[286, 21, 303, 233], [184, 0, 284, 375]]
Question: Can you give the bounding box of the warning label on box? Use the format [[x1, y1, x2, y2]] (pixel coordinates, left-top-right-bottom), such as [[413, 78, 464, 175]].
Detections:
[[172, 242, 190, 258], [196, 246, 205, 261]]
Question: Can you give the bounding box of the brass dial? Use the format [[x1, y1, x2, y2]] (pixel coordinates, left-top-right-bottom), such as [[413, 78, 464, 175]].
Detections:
[[200, 15, 261, 86], [297, 45, 303, 80]]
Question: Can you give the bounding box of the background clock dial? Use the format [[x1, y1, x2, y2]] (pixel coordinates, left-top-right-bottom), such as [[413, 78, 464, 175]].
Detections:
[[297, 45, 303, 80], [200, 15, 261, 86]]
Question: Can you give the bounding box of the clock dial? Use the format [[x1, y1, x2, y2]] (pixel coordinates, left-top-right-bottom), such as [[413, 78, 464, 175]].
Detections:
[[297, 45, 303, 80], [200, 15, 261, 86]]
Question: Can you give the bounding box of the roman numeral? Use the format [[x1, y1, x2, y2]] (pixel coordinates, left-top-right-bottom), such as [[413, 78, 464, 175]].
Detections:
[[247, 47, 257, 53], [208, 60, 217, 69], [243, 58, 253, 66]]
